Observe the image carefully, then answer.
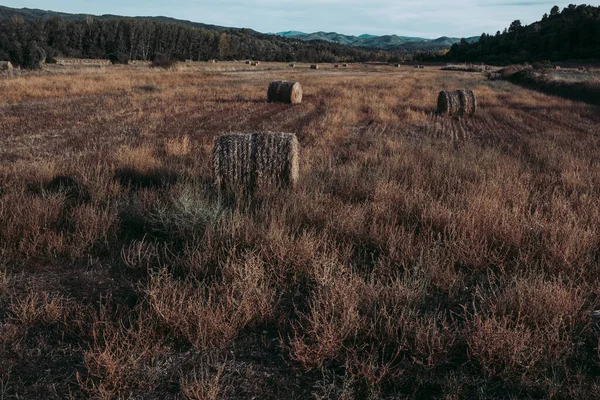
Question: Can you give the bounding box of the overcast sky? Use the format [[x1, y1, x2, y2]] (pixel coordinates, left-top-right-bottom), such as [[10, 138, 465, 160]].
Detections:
[[2, 1, 576, 38]]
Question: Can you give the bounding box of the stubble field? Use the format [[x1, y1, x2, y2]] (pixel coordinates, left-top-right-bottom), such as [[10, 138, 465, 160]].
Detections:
[[1, 61, 600, 399]]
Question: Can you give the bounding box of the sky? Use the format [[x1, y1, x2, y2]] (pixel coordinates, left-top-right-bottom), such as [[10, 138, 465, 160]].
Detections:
[[2, 1, 578, 38]]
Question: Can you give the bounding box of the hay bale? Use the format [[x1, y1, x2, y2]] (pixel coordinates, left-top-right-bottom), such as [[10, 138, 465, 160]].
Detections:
[[342, 63, 348, 67], [289, 63, 296, 68], [0, 61, 13, 71], [246, 60, 251, 64], [310, 64, 319, 70], [209, 59, 216, 63], [394, 63, 400, 67], [334, 64, 339, 68], [458, 89, 477, 116], [212, 132, 299, 191], [437, 90, 477, 116], [254, 132, 299, 188], [267, 81, 302, 104]]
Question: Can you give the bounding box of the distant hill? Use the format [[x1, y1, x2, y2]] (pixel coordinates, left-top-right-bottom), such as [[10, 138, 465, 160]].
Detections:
[[275, 31, 478, 51], [0, 6, 381, 66], [0, 5, 234, 32], [445, 4, 600, 63]]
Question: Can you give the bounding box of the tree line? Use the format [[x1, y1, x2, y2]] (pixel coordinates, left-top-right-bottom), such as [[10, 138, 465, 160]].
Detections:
[[439, 4, 600, 64], [0, 13, 389, 68]]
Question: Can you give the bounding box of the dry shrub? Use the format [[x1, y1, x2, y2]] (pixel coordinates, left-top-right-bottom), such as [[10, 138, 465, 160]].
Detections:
[[467, 315, 537, 380], [147, 254, 275, 350], [0, 191, 68, 260], [115, 144, 161, 173], [212, 132, 299, 191], [288, 263, 367, 370], [165, 135, 191, 156], [146, 185, 224, 240], [180, 358, 229, 400], [44, 174, 91, 203], [8, 290, 71, 328], [437, 90, 477, 116], [497, 276, 584, 327], [267, 80, 303, 104], [81, 303, 174, 397]]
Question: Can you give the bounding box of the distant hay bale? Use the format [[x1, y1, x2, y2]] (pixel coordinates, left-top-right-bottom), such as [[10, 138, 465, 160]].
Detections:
[[419, 65, 425, 69], [209, 59, 216, 63], [267, 81, 303, 104], [289, 63, 296, 67], [394, 63, 400, 67], [255, 61, 260, 65], [246, 60, 251, 64], [0, 61, 13, 72], [212, 132, 299, 191], [334, 64, 339, 68], [342, 63, 348, 67], [251, 62, 257, 66], [437, 90, 477, 117], [310, 64, 319, 70]]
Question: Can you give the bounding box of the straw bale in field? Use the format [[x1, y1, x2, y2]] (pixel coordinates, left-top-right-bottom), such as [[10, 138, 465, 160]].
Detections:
[[0, 61, 13, 71], [267, 81, 303, 104], [342, 63, 348, 67], [437, 90, 477, 116], [310, 64, 319, 70], [289, 63, 296, 68], [458, 89, 477, 116], [212, 132, 299, 191]]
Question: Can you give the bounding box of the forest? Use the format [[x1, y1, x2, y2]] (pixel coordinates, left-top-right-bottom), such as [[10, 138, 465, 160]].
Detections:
[[0, 7, 385, 67], [442, 4, 600, 64]]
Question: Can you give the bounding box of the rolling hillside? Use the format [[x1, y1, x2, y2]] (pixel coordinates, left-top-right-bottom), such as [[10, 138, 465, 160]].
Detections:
[[276, 31, 478, 51]]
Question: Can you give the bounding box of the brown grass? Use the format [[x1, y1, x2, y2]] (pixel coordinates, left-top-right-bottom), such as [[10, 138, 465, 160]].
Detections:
[[1, 61, 600, 399]]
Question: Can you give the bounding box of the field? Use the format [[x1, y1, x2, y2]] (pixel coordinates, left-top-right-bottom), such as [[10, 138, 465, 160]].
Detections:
[[1, 60, 600, 399]]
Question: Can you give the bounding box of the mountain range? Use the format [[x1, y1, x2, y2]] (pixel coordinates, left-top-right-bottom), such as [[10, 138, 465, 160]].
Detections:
[[0, 5, 477, 53], [276, 31, 479, 51]]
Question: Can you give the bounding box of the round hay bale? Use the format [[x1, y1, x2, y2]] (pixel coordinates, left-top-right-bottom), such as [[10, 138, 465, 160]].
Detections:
[[342, 63, 348, 67], [310, 64, 319, 70], [267, 81, 303, 104], [394, 63, 400, 67], [289, 63, 296, 68], [246, 60, 252, 64], [458, 89, 477, 116], [437, 90, 477, 116], [0, 61, 14, 71]]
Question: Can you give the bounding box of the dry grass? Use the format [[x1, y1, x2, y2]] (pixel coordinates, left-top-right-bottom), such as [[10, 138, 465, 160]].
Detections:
[[1, 61, 600, 399]]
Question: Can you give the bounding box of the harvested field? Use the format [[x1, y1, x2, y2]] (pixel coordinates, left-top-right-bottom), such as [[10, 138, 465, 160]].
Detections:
[[1, 61, 600, 399]]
